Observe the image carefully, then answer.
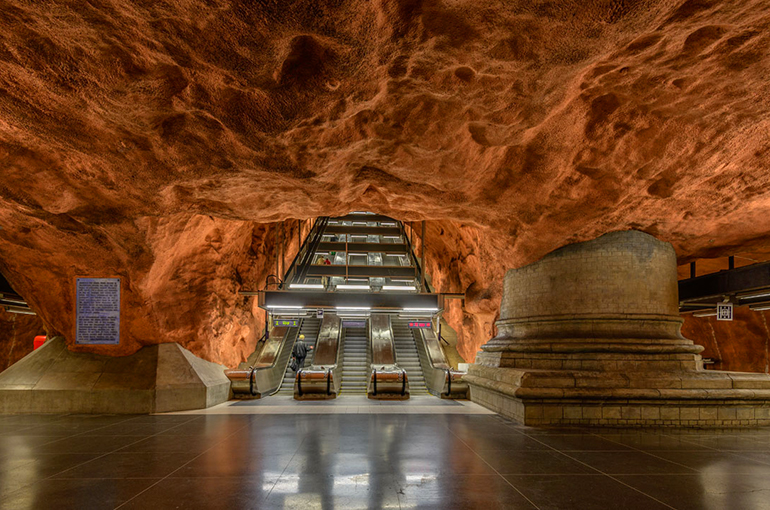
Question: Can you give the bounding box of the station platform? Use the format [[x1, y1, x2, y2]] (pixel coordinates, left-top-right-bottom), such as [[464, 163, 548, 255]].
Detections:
[[2, 411, 770, 509]]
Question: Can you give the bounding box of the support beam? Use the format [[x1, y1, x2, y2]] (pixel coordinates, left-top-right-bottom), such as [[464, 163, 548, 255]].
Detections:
[[420, 220, 426, 293], [679, 261, 770, 302]]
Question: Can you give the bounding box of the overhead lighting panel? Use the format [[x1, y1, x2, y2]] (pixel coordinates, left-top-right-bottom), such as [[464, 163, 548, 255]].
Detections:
[[289, 284, 324, 290], [336, 285, 371, 290], [738, 290, 770, 300], [382, 286, 417, 291], [692, 310, 717, 317]]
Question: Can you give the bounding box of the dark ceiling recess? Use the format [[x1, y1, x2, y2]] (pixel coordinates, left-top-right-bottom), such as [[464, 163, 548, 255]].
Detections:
[[0, 271, 35, 315], [679, 260, 770, 314]]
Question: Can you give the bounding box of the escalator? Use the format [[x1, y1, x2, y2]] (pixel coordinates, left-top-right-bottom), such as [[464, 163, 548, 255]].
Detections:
[[340, 323, 369, 395], [276, 318, 321, 395], [392, 319, 428, 395], [367, 313, 408, 399]]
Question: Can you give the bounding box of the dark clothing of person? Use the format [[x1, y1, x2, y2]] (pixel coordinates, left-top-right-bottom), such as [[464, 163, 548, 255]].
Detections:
[[292, 340, 307, 370]]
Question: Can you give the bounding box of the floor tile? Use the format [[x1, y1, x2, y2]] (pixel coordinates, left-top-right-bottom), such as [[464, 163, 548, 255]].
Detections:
[[617, 473, 770, 510], [263, 473, 401, 510], [651, 450, 770, 474], [597, 433, 708, 451], [52, 451, 199, 479], [0, 478, 158, 510], [506, 474, 672, 510], [527, 433, 634, 451], [396, 474, 537, 509], [566, 451, 696, 475], [28, 435, 143, 454], [477, 449, 597, 475], [119, 476, 277, 510]]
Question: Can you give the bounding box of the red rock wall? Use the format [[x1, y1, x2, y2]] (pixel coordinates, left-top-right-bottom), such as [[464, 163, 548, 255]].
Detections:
[[0, 309, 46, 372], [682, 307, 770, 374], [1, 1, 770, 366], [0, 214, 305, 368]]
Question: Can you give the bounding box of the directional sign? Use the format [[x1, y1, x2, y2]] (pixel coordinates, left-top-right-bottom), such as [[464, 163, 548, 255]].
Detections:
[[716, 303, 733, 321], [408, 321, 432, 329], [273, 318, 299, 328]]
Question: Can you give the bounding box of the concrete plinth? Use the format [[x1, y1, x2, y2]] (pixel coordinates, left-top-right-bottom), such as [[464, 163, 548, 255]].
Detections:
[[0, 337, 231, 414], [465, 231, 770, 427]]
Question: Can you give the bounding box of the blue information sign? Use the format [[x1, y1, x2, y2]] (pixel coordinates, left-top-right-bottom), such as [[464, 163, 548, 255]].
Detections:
[[76, 278, 121, 345]]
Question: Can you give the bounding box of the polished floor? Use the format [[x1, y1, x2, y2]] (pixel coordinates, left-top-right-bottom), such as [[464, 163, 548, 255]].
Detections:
[[1, 409, 770, 509]]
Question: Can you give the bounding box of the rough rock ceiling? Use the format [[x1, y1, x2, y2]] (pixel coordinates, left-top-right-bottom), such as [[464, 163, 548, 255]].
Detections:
[[1, 0, 769, 365]]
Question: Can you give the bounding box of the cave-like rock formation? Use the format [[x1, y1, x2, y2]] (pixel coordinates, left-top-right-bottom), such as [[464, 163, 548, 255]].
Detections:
[[0, 309, 45, 371], [1, 1, 770, 367]]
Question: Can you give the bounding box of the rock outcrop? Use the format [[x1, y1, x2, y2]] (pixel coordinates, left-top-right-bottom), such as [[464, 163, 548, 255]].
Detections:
[[1, 1, 769, 366]]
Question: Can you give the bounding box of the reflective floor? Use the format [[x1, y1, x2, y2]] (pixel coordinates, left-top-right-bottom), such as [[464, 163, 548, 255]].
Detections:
[[1, 411, 770, 509]]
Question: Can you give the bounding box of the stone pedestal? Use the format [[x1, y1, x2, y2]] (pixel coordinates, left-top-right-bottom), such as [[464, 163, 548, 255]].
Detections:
[[465, 231, 770, 427], [0, 337, 231, 414]]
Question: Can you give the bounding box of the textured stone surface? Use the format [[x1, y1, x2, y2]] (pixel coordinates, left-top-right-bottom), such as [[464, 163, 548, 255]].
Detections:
[[0, 337, 231, 413], [682, 307, 770, 374], [1, 1, 770, 368], [0, 309, 45, 372]]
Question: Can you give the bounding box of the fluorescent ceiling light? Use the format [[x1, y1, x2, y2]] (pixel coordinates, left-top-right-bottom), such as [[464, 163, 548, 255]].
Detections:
[[336, 285, 371, 290], [739, 290, 770, 300], [750, 304, 770, 311], [348, 253, 367, 256], [391, 279, 414, 283], [5, 309, 36, 315], [383, 285, 417, 291], [336, 306, 371, 310], [385, 254, 405, 257], [403, 307, 438, 312], [289, 284, 324, 290], [0, 298, 27, 305], [266, 305, 303, 309], [692, 310, 717, 317]]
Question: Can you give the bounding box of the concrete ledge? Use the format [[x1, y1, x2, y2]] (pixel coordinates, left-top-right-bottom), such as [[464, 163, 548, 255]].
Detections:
[[0, 337, 231, 414]]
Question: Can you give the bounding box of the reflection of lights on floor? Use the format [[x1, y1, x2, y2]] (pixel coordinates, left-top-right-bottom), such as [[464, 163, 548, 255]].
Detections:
[[701, 465, 765, 510], [332, 473, 369, 488], [262, 472, 293, 492]]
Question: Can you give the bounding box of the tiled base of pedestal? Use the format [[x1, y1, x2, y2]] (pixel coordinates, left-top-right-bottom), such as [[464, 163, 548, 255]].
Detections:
[[469, 383, 770, 427]]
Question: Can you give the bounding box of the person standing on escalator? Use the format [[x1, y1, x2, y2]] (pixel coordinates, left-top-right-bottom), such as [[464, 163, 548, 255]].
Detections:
[[292, 334, 312, 371]]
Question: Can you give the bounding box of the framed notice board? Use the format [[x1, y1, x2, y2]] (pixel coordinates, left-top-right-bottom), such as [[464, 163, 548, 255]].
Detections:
[[75, 278, 121, 345]]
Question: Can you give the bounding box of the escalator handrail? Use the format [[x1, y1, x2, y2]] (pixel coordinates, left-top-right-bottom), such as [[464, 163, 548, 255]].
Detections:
[[295, 217, 330, 283], [282, 217, 322, 285]]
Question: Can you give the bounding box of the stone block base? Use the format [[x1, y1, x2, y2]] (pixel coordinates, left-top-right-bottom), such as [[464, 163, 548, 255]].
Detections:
[[465, 365, 770, 427], [0, 337, 231, 414]]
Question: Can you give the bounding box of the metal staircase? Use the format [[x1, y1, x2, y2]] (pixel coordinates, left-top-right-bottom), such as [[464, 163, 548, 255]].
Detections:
[[392, 319, 428, 394], [340, 325, 369, 395], [275, 318, 321, 395]]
